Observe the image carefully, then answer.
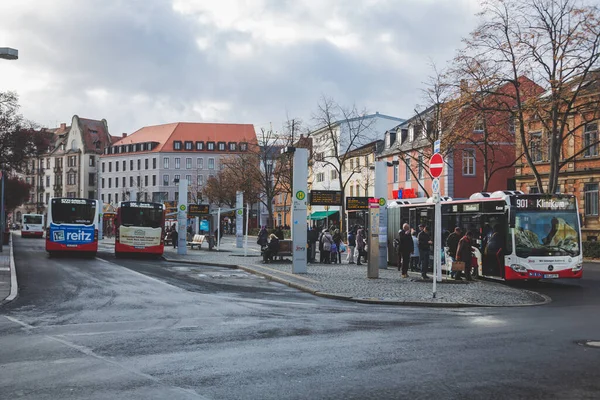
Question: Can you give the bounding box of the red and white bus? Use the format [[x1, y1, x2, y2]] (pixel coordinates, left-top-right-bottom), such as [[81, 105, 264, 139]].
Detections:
[[46, 198, 99, 257], [115, 201, 165, 257], [21, 213, 44, 238]]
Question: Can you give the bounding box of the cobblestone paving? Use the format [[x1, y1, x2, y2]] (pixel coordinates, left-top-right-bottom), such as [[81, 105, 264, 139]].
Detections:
[[150, 236, 549, 307]]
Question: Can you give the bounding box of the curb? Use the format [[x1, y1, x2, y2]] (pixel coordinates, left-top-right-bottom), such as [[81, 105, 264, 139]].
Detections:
[[161, 257, 551, 308], [1, 233, 18, 304]]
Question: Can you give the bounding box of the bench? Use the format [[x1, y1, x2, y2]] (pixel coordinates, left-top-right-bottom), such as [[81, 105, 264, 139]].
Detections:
[[189, 234, 207, 249], [276, 240, 293, 260]]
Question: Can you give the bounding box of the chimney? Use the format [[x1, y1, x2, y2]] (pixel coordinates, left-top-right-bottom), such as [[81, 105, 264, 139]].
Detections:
[[122, 133, 127, 138], [60, 123, 66, 129]]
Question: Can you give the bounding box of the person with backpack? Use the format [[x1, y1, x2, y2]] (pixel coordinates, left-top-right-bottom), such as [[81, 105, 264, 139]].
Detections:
[[346, 227, 357, 264]]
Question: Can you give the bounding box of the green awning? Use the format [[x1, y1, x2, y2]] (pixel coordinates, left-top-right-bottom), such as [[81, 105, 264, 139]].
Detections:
[[308, 210, 338, 220]]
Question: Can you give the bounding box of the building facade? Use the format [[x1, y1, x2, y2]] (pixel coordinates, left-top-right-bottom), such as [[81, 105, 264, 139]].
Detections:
[[99, 122, 257, 208]]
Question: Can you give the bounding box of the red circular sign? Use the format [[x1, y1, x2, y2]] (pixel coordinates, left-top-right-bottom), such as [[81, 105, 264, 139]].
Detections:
[[429, 153, 444, 178]]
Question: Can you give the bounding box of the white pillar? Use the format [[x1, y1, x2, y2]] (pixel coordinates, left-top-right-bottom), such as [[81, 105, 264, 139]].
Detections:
[[244, 203, 249, 257], [375, 161, 388, 269], [236, 191, 244, 248], [177, 179, 188, 255], [292, 148, 308, 274], [367, 200, 380, 279]]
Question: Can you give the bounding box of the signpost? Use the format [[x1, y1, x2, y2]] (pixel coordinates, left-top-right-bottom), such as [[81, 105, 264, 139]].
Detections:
[[428, 155, 443, 297], [177, 179, 188, 255], [367, 198, 380, 279], [291, 148, 309, 274], [235, 191, 243, 248]]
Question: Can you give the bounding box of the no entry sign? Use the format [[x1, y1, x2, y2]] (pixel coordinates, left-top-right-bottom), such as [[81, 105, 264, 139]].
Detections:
[[429, 153, 444, 178]]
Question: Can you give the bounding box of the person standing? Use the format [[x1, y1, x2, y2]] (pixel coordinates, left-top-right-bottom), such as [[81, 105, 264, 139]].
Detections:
[[446, 227, 462, 278], [332, 229, 342, 264], [257, 226, 268, 247], [356, 227, 366, 265], [307, 226, 318, 263], [346, 227, 356, 264], [321, 229, 333, 264], [455, 230, 474, 281], [418, 224, 432, 280], [397, 223, 413, 277], [171, 224, 178, 249], [410, 229, 420, 272]]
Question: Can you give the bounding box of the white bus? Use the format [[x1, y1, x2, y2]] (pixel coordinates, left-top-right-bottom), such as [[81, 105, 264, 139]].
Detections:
[[46, 198, 100, 257], [21, 214, 45, 238]]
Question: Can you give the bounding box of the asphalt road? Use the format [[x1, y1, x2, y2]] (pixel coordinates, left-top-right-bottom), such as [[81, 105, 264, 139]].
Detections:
[[1, 234, 599, 400]]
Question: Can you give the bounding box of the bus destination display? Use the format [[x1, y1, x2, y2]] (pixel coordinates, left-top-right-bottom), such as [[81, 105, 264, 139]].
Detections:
[[515, 195, 576, 210]]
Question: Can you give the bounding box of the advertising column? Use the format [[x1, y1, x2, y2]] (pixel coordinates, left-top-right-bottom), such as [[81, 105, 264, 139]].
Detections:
[[375, 161, 388, 269], [292, 148, 308, 274], [367, 198, 380, 278]]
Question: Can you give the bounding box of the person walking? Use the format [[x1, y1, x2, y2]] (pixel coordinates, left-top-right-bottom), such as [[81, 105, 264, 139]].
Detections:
[[332, 229, 342, 264], [418, 224, 432, 279], [397, 223, 413, 277], [446, 227, 462, 278], [171, 224, 178, 249], [356, 227, 366, 265], [410, 229, 420, 272], [455, 230, 474, 281], [346, 227, 356, 264]]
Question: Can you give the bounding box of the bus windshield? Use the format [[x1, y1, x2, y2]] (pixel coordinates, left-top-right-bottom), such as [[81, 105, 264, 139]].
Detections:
[[515, 210, 580, 257], [51, 202, 96, 225], [23, 215, 43, 224], [121, 208, 163, 228]]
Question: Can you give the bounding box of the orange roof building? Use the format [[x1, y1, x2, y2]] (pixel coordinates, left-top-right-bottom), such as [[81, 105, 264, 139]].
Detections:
[[99, 122, 257, 205]]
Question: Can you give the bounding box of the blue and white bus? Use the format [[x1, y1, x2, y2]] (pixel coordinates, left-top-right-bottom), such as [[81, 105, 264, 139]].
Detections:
[[46, 198, 100, 257]]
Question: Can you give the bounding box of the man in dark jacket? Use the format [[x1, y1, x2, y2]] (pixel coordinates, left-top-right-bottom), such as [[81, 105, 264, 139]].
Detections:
[[397, 223, 414, 278], [418, 224, 432, 279], [455, 230, 474, 281], [446, 227, 462, 278]]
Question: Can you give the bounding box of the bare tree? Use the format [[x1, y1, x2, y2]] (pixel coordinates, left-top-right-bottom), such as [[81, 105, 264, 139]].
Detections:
[[462, 0, 600, 193]]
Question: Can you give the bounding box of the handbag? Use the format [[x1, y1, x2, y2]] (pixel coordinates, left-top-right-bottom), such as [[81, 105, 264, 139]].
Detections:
[[451, 261, 465, 271], [340, 243, 347, 253]]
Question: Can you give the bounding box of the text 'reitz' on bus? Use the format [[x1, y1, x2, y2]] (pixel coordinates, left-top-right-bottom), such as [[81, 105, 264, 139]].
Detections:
[[115, 201, 165, 257], [21, 214, 44, 238], [46, 198, 99, 257]]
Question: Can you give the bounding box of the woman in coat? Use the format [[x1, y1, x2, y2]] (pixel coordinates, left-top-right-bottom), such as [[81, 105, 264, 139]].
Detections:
[[332, 229, 342, 264], [455, 230, 474, 281], [321, 229, 333, 264], [356, 227, 366, 265], [263, 233, 280, 263]]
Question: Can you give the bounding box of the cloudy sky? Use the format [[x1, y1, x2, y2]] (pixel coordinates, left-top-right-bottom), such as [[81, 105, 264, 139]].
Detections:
[[0, 0, 481, 135]]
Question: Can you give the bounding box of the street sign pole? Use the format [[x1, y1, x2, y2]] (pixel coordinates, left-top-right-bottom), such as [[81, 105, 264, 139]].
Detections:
[[244, 203, 249, 257], [235, 191, 243, 248], [429, 153, 444, 298]]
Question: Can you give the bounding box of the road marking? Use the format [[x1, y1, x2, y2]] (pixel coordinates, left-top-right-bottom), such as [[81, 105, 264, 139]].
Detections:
[[95, 257, 184, 290], [251, 264, 319, 283], [3, 315, 34, 329]]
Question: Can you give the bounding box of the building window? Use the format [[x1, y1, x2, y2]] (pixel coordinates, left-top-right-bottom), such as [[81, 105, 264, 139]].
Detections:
[[101, 194, 104, 202], [197, 175, 204, 186], [405, 158, 411, 181], [218, 142, 226, 151], [350, 185, 354, 196], [409, 126, 414, 142], [584, 122, 598, 157], [229, 142, 237, 151], [197, 158, 204, 169], [208, 158, 215, 170], [330, 170, 338, 180], [174, 174, 180, 183], [418, 156, 424, 179], [140, 143, 145, 151], [163, 157, 169, 169], [462, 150, 476, 176], [89, 173, 96, 186], [108, 162, 112, 172], [102, 162, 105, 173], [145, 158, 149, 169], [585, 183, 599, 216], [108, 178, 112, 188], [474, 118, 484, 133], [137, 176, 140, 187], [137, 159, 141, 170], [393, 163, 398, 183], [129, 160, 133, 170], [207, 142, 215, 151], [163, 175, 169, 186], [145, 175, 149, 186], [130, 176, 134, 187], [67, 172, 77, 185], [101, 178, 105, 188], [316, 172, 325, 182], [46, 176, 51, 187], [89, 156, 95, 167], [115, 193, 119, 204], [508, 114, 516, 134], [153, 158, 157, 169], [186, 174, 192, 184], [115, 177, 119, 188], [240, 142, 247, 151], [196, 141, 204, 151], [174, 141, 182, 150], [123, 160, 126, 171], [185, 141, 193, 150], [531, 132, 543, 162], [122, 177, 126, 187], [108, 193, 111, 204], [186, 158, 192, 169], [152, 175, 156, 186], [115, 161, 119, 172], [175, 158, 181, 169]]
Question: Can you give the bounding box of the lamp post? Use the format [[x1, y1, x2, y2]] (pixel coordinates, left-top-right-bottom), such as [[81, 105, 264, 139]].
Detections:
[[0, 47, 18, 252]]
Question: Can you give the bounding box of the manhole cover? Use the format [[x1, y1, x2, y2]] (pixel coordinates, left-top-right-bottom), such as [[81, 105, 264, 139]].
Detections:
[[577, 340, 600, 348]]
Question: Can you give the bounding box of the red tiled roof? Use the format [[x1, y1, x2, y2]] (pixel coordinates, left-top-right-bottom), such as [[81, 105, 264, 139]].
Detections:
[[111, 122, 257, 153], [77, 117, 112, 154]]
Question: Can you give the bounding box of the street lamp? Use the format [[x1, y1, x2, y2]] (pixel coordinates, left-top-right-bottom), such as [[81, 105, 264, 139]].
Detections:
[[0, 47, 18, 252], [0, 47, 18, 60]]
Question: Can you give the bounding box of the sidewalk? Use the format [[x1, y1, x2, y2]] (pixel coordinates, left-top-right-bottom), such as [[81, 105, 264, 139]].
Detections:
[[0, 233, 17, 304], [102, 235, 549, 307]]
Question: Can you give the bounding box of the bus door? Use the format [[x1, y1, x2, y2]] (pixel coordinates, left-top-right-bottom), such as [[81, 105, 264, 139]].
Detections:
[[480, 213, 506, 278]]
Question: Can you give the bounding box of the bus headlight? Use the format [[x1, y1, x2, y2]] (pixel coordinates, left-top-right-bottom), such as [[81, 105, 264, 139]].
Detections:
[[510, 264, 528, 273], [572, 263, 583, 272]]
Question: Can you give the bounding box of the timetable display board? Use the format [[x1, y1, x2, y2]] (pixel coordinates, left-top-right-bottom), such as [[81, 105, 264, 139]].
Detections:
[[310, 190, 342, 206]]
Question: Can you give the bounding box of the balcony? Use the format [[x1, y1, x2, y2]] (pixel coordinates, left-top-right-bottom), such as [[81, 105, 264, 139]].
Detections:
[[53, 166, 62, 173]]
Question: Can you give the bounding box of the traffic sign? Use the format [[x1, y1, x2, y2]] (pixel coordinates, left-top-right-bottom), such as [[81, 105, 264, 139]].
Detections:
[[434, 140, 440, 154], [429, 153, 444, 178], [432, 178, 440, 194]]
